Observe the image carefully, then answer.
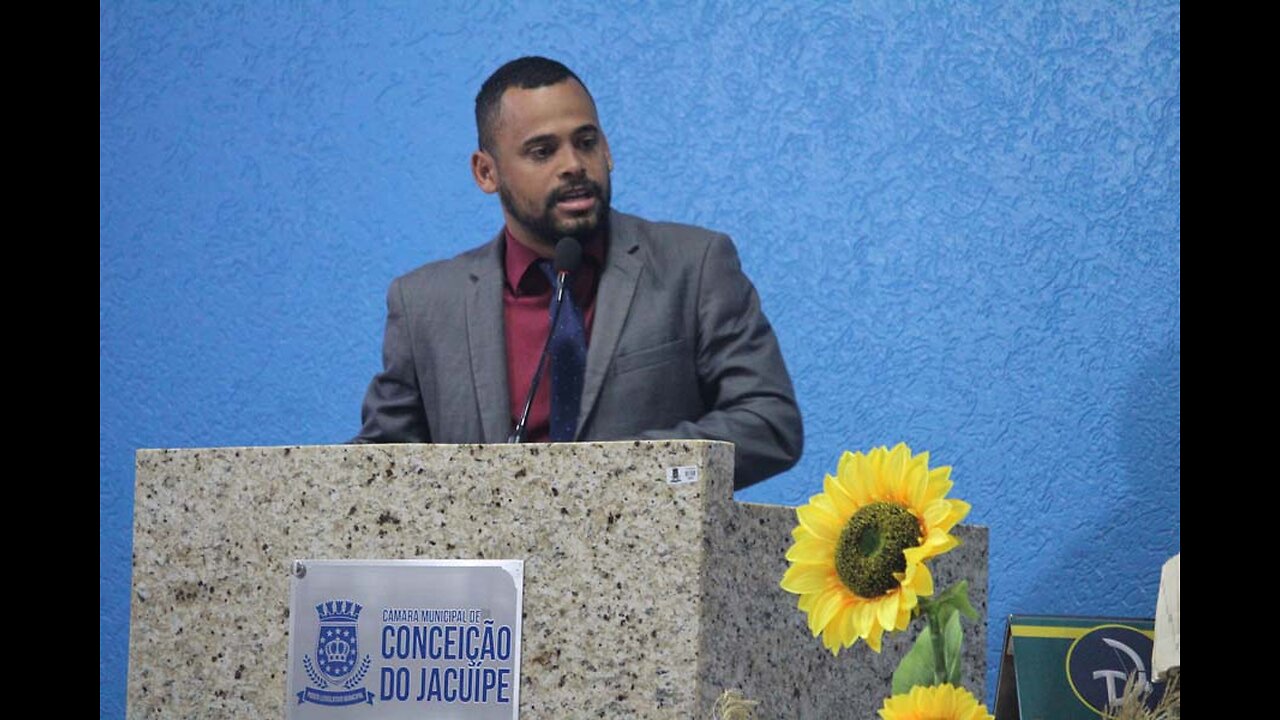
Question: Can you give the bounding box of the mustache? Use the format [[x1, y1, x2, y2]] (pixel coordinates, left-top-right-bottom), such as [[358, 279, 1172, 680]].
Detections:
[[546, 180, 604, 208]]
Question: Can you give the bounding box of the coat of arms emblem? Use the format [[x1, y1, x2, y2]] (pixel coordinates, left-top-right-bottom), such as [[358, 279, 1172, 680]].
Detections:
[[298, 599, 374, 706]]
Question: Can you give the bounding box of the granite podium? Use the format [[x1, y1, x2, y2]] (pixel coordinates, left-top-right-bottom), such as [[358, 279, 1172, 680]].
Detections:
[[129, 441, 988, 718]]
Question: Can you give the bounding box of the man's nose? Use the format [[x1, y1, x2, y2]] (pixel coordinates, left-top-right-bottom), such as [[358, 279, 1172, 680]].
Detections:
[[557, 147, 588, 178]]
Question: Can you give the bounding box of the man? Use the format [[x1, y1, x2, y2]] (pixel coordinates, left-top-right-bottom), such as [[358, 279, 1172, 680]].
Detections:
[[354, 57, 801, 489]]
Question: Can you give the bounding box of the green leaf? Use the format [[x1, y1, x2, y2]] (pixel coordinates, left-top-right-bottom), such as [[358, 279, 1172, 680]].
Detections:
[[943, 611, 964, 685], [934, 581, 979, 623], [892, 624, 939, 695]]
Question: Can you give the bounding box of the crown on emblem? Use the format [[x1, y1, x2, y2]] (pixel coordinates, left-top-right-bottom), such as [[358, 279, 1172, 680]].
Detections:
[[315, 599, 363, 624], [324, 635, 352, 663]]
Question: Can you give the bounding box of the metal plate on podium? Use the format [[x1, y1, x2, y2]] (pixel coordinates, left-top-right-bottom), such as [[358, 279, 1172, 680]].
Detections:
[[286, 559, 524, 719]]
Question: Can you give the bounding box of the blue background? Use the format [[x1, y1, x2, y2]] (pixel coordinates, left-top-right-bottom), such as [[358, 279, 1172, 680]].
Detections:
[[100, 2, 1180, 716]]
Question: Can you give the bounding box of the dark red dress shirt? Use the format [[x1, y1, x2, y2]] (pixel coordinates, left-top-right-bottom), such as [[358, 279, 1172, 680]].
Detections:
[[503, 229, 603, 442]]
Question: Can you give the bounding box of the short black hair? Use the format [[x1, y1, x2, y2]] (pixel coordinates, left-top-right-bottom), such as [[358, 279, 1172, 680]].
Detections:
[[475, 56, 592, 153]]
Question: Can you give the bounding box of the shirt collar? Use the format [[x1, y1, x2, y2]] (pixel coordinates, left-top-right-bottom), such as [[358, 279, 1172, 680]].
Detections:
[[503, 228, 606, 295]]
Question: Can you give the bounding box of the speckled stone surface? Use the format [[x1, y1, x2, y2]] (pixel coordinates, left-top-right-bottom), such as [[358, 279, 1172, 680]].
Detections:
[[130, 442, 987, 718]]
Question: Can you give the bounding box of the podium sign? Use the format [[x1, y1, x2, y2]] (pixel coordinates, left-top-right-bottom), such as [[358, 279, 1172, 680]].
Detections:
[[286, 559, 524, 719], [994, 615, 1163, 719]]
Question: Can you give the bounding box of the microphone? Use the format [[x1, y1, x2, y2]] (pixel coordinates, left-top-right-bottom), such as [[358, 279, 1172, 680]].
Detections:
[[508, 237, 583, 443], [553, 235, 583, 302]]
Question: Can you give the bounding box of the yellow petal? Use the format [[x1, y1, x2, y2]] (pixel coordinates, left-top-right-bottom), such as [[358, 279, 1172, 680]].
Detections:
[[809, 588, 844, 635], [785, 536, 836, 563], [894, 605, 912, 630], [836, 449, 857, 478], [840, 451, 873, 505], [834, 450, 858, 492], [796, 502, 842, 542], [902, 545, 923, 565], [822, 625, 841, 655], [922, 498, 969, 533], [923, 685, 944, 714], [906, 560, 934, 596], [860, 445, 880, 497], [865, 621, 885, 652], [810, 492, 840, 517], [888, 442, 910, 469], [781, 563, 833, 593], [875, 590, 900, 631], [923, 465, 953, 503], [852, 599, 875, 637], [929, 529, 961, 552], [866, 445, 886, 466], [825, 602, 853, 646], [839, 603, 860, 648], [870, 445, 901, 497], [903, 451, 930, 508], [913, 529, 959, 559], [823, 472, 858, 517], [895, 587, 917, 621], [789, 525, 826, 549], [941, 499, 972, 530], [923, 499, 953, 529]]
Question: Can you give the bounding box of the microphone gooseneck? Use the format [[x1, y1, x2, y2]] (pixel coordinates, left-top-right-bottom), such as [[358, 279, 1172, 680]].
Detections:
[[508, 237, 584, 443]]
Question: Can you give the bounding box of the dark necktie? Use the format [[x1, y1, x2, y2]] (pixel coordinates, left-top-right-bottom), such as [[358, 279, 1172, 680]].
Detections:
[[538, 260, 586, 441]]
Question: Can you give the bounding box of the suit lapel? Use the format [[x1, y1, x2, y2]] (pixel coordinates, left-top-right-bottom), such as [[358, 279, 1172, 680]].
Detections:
[[465, 235, 512, 443], [577, 215, 643, 439]]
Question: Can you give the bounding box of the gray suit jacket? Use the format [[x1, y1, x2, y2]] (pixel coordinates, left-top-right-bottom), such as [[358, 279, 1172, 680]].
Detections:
[[354, 210, 802, 488]]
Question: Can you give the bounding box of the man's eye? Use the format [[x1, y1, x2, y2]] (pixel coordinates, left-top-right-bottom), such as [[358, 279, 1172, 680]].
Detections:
[[577, 136, 597, 150], [528, 146, 552, 160]]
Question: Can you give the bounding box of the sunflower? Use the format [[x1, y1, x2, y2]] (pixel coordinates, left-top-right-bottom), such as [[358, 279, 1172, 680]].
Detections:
[[779, 443, 969, 654], [877, 684, 993, 720]]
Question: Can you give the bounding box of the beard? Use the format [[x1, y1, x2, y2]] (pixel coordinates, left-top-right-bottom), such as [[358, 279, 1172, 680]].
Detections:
[[498, 178, 611, 248]]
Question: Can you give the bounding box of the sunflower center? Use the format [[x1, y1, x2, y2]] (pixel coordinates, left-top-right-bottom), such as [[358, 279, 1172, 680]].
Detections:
[[833, 502, 922, 598]]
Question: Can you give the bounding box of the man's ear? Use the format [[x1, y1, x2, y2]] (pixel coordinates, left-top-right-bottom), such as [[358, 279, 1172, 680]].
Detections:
[[471, 150, 499, 194]]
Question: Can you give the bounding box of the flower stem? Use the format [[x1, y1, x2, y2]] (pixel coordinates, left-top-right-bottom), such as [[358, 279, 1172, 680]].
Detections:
[[921, 599, 947, 684]]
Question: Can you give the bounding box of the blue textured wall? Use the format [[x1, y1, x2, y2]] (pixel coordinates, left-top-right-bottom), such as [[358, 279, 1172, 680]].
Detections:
[[100, 2, 1180, 716]]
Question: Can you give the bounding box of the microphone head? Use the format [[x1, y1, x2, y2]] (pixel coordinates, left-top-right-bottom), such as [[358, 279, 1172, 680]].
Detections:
[[554, 236, 583, 275]]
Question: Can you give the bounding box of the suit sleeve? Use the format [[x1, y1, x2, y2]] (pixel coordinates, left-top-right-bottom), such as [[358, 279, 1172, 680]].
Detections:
[[636, 234, 803, 489], [351, 277, 432, 443]]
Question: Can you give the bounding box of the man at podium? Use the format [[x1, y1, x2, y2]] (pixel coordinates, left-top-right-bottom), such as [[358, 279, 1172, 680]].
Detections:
[[354, 56, 802, 490]]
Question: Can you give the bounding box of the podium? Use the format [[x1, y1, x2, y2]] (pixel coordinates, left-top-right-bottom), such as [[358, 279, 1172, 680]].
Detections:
[[129, 441, 988, 717]]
